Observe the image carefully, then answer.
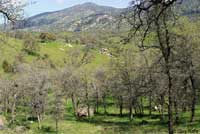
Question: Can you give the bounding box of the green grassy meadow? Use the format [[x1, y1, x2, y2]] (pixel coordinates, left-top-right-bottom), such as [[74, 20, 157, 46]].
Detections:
[[0, 98, 200, 134], [0, 35, 200, 134]]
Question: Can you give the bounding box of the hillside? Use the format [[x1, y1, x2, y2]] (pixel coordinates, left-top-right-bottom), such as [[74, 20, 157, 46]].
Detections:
[[17, 2, 124, 32], [0, 1, 200, 133], [178, 0, 200, 17], [15, 1, 200, 32], [0, 33, 111, 75]]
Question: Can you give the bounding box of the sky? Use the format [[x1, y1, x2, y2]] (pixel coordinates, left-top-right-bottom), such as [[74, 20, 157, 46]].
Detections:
[[24, 0, 131, 17]]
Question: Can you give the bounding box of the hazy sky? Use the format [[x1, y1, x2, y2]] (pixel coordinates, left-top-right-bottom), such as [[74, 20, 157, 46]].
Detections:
[[25, 0, 131, 17]]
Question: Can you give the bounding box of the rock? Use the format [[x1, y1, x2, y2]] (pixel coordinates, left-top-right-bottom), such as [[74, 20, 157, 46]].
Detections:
[[77, 107, 94, 118], [77, 108, 88, 117], [65, 43, 73, 48], [59, 48, 65, 51], [0, 115, 6, 129], [15, 126, 26, 133]]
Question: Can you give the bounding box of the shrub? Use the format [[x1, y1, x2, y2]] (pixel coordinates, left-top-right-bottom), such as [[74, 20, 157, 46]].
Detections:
[[41, 125, 55, 133], [39, 32, 56, 43], [42, 54, 49, 60], [23, 35, 40, 56], [2, 60, 13, 73]]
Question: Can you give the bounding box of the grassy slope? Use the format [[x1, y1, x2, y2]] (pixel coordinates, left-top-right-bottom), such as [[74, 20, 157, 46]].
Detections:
[[0, 36, 200, 134], [0, 36, 109, 75], [0, 36, 22, 74]]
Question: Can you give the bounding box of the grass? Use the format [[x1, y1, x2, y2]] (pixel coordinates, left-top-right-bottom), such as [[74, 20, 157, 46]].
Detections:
[[0, 36, 109, 75], [1, 98, 200, 134], [0, 37, 200, 134]]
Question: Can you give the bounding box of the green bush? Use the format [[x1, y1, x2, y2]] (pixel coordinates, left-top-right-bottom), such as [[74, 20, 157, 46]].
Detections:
[[23, 35, 40, 56], [41, 125, 55, 133], [2, 60, 13, 73], [39, 32, 57, 43]]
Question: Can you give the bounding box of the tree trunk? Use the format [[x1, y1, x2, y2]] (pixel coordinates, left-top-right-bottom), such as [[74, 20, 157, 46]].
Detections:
[[95, 91, 99, 114], [140, 98, 144, 116], [129, 107, 133, 121], [129, 105, 133, 121], [129, 98, 133, 121], [56, 118, 58, 134], [102, 94, 107, 115], [174, 98, 179, 124], [156, 17, 173, 134], [149, 94, 152, 116], [4, 98, 8, 114], [71, 94, 78, 118], [120, 105, 123, 117], [190, 74, 196, 122], [167, 68, 173, 134], [182, 79, 188, 113], [37, 115, 41, 129], [85, 88, 90, 118], [160, 95, 165, 122], [11, 94, 17, 124], [119, 96, 123, 117], [11, 100, 16, 124]]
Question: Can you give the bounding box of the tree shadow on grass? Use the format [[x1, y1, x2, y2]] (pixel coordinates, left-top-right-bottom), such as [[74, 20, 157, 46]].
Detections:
[[63, 109, 200, 134], [73, 113, 169, 133]]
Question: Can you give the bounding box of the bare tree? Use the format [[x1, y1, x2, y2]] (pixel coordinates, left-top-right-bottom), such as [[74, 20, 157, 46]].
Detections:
[[123, 1, 182, 133], [171, 19, 200, 122], [20, 69, 50, 129], [0, 0, 25, 25], [52, 89, 65, 134], [93, 67, 109, 115], [110, 47, 147, 121]]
